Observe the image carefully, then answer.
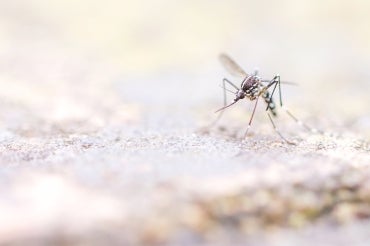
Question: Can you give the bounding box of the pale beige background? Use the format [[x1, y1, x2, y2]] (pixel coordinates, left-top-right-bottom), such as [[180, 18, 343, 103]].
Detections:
[[0, 0, 369, 124]]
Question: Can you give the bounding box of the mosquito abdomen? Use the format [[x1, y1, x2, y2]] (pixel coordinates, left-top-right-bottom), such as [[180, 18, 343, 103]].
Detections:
[[263, 91, 277, 116]]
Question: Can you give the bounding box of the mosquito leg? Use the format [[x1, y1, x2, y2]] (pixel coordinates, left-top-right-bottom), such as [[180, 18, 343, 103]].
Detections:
[[274, 75, 322, 134], [244, 96, 260, 139], [223, 78, 239, 90], [282, 108, 323, 134], [267, 112, 296, 145], [261, 80, 297, 86], [263, 75, 281, 108], [209, 78, 237, 127], [265, 76, 279, 111]]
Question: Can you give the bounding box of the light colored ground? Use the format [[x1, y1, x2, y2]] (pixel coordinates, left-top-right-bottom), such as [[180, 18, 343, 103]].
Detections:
[[0, 1, 370, 245]]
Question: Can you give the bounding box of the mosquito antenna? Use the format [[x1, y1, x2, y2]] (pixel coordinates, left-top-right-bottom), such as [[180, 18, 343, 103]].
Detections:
[[215, 101, 237, 113]]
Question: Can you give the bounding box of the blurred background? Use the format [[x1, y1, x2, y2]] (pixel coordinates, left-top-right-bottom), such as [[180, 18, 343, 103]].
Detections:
[[0, 0, 369, 135]]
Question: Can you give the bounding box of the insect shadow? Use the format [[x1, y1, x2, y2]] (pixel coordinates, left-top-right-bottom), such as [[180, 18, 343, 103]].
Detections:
[[210, 53, 320, 145]]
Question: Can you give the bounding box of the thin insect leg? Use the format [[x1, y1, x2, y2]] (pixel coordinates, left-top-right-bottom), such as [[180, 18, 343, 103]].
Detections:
[[223, 78, 239, 90], [261, 80, 297, 86], [265, 76, 279, 111], [244, 96, 260, 139], [283, 108, 323, 134], [278, 75, 282, 107], [267, 112, 295, 145], [218, 85, 236, 95], [275, 76, 322, 134], [209, 78, 235, 127]]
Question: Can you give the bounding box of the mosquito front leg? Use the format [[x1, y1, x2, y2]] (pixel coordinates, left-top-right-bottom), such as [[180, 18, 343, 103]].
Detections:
[[210, 78, 238, 127], [244, 96, 260, 139]]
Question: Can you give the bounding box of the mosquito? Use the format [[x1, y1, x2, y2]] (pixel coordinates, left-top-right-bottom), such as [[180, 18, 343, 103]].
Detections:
[[212, 53, 318, 144]]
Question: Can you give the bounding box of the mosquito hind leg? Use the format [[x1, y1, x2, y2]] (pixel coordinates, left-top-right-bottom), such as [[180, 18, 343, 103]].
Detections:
[[273, 75, 322, 134], [267, 112, 296, 145]]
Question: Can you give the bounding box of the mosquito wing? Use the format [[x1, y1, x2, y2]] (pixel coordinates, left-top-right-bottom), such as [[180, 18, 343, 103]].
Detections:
[[219, 53, 248, 78]]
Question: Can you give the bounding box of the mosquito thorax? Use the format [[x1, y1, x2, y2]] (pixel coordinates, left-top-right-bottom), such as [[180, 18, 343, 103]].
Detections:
[[241, 75, 260, 91]]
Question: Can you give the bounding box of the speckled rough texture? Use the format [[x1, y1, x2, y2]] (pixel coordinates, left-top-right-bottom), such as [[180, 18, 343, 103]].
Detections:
[[1, 1, 370, 245]]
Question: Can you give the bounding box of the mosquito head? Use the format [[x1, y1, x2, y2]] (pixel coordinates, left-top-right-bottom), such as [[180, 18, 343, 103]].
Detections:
[[215, 89, 246, 113], [215, 91, 244, 113], [235, 90, 246, 101]]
